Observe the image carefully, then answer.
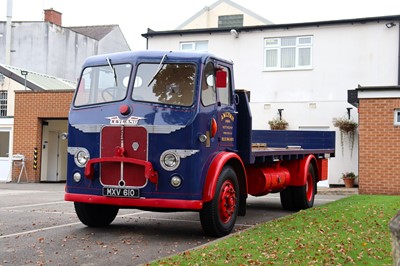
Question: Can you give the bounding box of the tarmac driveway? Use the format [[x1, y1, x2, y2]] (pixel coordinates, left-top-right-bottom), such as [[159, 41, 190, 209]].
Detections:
[[0, 183, 350, 265]]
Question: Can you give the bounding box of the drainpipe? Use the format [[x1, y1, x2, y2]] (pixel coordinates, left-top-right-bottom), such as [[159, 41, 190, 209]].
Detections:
[[145, 28, 150, 50], [398, 22, 400, 85], [5, 0, 13, 65]]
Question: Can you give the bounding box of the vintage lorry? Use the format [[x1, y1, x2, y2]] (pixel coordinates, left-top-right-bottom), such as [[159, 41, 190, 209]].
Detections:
[[65, 51, 335, 237]]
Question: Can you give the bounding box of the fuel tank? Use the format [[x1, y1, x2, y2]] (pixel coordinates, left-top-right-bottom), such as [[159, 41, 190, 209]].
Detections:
[[246, 165, 290, 196]]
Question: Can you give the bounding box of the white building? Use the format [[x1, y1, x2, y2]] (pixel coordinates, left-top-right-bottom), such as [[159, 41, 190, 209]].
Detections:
[[142, 0, 400, 185]]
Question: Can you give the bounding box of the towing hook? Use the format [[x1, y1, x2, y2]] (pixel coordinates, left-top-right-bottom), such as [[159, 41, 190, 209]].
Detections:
[[115, 146, 125, 157]]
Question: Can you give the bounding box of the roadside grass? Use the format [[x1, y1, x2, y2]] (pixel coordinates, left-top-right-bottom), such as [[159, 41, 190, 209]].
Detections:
[[152, 195, 400, 265]]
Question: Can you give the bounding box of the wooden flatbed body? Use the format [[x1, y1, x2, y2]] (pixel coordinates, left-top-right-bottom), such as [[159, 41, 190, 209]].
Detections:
[[249, 130, 335, 164]]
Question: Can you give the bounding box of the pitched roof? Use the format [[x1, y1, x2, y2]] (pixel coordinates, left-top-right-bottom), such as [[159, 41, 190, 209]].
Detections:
[[0, 64, 76, 92], [176, 0, 273, 30], [68, 25, 119, 40]]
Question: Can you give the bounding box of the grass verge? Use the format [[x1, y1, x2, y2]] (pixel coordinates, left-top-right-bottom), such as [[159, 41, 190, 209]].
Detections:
[[152, 195, 400, 265]]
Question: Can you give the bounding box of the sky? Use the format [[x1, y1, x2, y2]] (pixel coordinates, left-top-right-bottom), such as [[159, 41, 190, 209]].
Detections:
[[1, 0, 400, 50]]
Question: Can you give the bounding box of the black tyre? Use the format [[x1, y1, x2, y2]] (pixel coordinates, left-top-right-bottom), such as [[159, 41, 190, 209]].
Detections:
[[280, 186, 295, 210], [200, 166, 239, 237], [74, 202, 119, 227], [280, 164, 316, 211]]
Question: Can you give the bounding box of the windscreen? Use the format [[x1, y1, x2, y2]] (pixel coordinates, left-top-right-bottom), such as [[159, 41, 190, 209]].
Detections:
[[132, 63, 196, 107], [74, 63, 132, 107]]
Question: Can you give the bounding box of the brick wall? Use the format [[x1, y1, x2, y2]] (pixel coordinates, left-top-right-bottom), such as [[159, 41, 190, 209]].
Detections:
[[13, 90, 74, 182], [358, 98, 400, 195]]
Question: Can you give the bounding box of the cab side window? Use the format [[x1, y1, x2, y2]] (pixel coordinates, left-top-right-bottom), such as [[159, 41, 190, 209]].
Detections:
[[201, 62, 217, 106]]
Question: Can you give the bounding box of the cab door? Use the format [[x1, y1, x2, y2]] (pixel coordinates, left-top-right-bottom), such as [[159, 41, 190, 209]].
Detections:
[[198, 61, 237, 151]]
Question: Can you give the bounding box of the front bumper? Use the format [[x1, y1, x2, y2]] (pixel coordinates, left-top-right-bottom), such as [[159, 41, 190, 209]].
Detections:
[[65, 193, 203, 210]]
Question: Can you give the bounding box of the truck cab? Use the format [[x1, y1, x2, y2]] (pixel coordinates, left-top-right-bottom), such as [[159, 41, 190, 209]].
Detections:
[[66, 51, 245, 235]]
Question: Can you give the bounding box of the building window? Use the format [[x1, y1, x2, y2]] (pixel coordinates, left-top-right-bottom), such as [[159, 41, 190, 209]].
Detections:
[[264, 36, 313, 70], [0, 131, 10, 157], [0, 91, 7, 117], [394, 109, 400, 126], [218, 14, 243, 28], [180, 41, 208, 52]]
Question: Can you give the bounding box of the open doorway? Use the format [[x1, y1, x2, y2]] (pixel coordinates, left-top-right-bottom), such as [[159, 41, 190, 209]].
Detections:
[[41, 119, 68, 182]]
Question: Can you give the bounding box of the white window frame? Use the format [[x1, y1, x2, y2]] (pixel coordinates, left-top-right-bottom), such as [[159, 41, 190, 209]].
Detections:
[[264, 36, 313, 71], [0, 91, 7, 117], [394, 109, 400, 126], [180, 41, 208, 52]]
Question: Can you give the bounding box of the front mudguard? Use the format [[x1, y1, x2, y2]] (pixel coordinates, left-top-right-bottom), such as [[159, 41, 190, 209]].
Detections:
[[202, 152, 247, 216]]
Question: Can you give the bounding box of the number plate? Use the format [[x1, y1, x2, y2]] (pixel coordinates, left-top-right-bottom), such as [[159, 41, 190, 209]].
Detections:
[[103, 187, 140, 198]]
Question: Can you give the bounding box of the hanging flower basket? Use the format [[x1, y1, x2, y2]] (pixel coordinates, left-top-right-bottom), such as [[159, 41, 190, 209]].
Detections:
[[333, 118, 358, 156], [268, 118, 288, 130]]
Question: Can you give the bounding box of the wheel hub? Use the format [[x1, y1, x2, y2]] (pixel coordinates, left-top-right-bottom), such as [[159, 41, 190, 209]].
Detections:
[[218, 180, 237, 224]]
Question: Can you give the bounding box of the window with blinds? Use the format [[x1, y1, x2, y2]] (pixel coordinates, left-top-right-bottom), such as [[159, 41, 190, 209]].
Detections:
[[264, 36, 313, 70], [0, 91, 7, 117]]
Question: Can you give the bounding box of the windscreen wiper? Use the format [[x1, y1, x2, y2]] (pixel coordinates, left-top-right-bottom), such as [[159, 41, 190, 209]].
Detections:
[[106, 57, 118, 87], [147, 52, 170, 87]]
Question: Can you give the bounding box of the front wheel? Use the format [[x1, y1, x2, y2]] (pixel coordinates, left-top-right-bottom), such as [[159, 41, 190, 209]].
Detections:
[[74, 202, 119, 227], [280, 164, 316, 211], [200, 166, 239, 237]]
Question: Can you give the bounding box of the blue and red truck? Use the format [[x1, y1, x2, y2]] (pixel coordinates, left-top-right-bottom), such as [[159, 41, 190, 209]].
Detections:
[[65, 51, 335, 236]]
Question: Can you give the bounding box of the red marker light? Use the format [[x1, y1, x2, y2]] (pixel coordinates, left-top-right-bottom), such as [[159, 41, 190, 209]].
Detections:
[[119, 104, 131, 116], [210, 118, 217, 138]]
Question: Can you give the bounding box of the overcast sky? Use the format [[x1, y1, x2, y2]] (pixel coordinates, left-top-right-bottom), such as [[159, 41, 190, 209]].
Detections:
[[1, 0, 400, 50]]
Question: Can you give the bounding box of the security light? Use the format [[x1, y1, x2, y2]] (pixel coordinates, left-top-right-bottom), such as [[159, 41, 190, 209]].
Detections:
[[386, 22, 396, 28], [230, 29, 239, 38]]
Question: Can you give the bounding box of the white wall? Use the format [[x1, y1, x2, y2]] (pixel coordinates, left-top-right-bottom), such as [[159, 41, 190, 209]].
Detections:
[[98, 28, 131, 55], [0, 22, 130, 81], [1, 77, 26, 117], [146, 21, 399, 184]]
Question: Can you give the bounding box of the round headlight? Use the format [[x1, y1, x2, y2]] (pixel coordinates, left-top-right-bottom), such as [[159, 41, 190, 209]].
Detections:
[[160, 151, 180, 171], [74, 148, 90, 167], [164, 154, 177, 167]]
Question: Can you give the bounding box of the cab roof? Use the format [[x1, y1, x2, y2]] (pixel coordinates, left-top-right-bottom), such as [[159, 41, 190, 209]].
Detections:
[[82, 50, 233, 68]]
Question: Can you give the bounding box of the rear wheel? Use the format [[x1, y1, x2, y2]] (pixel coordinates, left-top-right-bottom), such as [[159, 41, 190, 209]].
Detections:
[[74, 202, 119, 227], [200, 166, 239, 237], [280, 164, 316, 211]]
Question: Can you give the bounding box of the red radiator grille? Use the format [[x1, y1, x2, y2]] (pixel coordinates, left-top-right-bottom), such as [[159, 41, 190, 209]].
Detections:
[[100, 126, 148, 188]]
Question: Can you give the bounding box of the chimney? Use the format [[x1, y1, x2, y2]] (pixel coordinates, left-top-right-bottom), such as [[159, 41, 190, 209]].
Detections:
[[44, 8, 62, 26]]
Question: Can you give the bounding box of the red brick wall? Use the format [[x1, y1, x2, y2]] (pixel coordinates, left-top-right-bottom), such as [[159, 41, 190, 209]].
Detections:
[[13, 90, 73, 182], [358, 98, 400, 195]]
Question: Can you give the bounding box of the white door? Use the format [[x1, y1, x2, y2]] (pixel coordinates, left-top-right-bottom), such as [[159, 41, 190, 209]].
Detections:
[[45, 131, 67, 182], [0, 129, 12, 181]]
